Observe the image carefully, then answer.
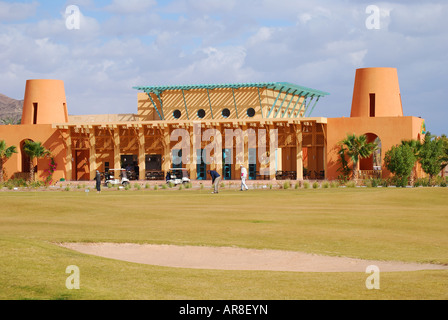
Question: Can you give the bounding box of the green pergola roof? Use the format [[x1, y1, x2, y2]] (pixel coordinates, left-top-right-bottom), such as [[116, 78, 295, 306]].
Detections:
[[133, 82, 329, 120], [133, 82, 329, 97]]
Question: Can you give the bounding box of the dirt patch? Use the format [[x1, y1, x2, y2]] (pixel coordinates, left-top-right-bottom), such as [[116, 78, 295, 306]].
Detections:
[[60, 243, 448, 273]]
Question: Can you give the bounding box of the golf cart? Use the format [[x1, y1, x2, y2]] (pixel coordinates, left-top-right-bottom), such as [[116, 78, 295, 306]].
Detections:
[[105, 169, 131, 187], [166, 168, 190, 186]]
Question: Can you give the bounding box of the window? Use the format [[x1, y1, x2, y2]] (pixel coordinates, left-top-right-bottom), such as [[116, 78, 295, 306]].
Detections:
[[222, 108, 231, 118], [369, 94, 375, 117], [173, 110, 182, 119], [247, 108, 256, 118], [33, 103, 38, 124], [197, 109, 206, 119]]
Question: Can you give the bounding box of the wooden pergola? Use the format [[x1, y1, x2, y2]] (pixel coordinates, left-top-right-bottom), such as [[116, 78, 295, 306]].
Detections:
[[54, 118, 327, 182]]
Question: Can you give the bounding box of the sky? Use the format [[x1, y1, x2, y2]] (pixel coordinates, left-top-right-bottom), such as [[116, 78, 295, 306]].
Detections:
[[0, 0, 447, 135]]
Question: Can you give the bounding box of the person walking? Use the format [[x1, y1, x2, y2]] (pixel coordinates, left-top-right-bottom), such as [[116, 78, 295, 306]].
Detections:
[[240, 165, 249, 191], [207, 170, 221, 194], [95, 170, 102, 193]]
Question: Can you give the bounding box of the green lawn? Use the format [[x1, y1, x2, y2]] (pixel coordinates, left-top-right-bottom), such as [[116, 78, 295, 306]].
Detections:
[[0, 187, 447, 300]]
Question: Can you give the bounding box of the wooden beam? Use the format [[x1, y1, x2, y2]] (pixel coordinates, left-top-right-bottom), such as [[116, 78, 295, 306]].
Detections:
[[89, 130, 97, 180], [295, 123, 304, 180]]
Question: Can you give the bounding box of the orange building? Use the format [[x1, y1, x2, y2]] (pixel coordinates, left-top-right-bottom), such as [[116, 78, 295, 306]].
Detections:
[[327, 68, 425, 180], [0, 68, 427, 183]]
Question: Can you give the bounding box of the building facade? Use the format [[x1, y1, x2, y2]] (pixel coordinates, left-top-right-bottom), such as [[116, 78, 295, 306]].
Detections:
[[0, 68, 427, 183]]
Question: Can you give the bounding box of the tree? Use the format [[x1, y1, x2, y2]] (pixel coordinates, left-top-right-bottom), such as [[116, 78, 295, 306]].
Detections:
[[440, 135, 448, 176], [339, 134, 378, 179], [400, 139, 422, 184], [336, 145, 351, 181], [23, 140, 51, 181], [418, 133, 444, 181], [0, 140, 17, 182], [384, 144, 417, 187]]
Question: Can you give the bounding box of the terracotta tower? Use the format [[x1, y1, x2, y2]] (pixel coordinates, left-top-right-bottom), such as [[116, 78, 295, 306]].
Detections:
[[21, 79, 69, 125], [350, 68, 404, 118]]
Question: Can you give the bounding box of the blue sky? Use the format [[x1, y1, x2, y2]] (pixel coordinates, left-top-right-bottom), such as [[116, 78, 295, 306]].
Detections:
[[0, 0, 447, 135]]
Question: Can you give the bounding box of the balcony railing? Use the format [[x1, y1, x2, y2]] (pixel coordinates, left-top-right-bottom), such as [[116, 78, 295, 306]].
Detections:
[[358, 170, 382, 180]]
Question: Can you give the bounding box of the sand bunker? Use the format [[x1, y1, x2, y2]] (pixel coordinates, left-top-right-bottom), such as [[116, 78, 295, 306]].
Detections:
[[61, 243, 448, 273]]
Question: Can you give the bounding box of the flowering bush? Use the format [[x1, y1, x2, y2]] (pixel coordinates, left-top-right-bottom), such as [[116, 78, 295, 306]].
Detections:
[[44, 158, 57, 186]]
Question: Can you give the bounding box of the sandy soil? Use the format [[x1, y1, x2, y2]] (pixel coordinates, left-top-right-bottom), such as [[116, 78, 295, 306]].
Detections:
[[60, 243, 448, 273]]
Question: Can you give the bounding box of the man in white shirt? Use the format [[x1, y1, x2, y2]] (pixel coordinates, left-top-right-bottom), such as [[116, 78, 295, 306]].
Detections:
[[240, 165, 249, 191]]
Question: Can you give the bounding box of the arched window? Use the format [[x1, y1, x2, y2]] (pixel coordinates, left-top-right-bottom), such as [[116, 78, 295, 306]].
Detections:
[[359, 133, 382, 171]]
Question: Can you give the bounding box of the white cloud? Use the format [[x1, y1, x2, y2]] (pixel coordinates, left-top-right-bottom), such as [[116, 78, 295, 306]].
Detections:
[[104, 0, 157, 14], [0, 0, 447, 134], [349, 49, 368, 67], [0, 1, 39, 22]]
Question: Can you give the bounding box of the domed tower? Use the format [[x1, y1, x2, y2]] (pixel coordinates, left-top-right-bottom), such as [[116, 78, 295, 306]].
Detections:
[[350, 68, 404, 118], [21, 79, 69, 125]]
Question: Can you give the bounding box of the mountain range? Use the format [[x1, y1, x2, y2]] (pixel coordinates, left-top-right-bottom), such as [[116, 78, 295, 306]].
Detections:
[[0, 93, 23, 124]]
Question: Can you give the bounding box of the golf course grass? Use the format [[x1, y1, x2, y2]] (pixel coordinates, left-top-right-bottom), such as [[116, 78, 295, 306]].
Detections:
[[0, 186, 447, 300]]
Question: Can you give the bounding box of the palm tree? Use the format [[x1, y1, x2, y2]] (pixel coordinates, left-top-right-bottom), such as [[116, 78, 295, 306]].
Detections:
[[0, 116, 21, 125], [340, 134, 378, 180], [0, 140, 17, 182], [23, 140, 50, 181]]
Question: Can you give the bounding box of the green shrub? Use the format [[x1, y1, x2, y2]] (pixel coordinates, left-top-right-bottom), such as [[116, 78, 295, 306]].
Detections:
[[368, 178, 383, 188], [64, 186, 70, 192], [269, 184, 273, 190], [283, 181, 291, 190], [330, 181, 339, 188], [390, 175, 408, 188], [145, 183, 151, 189], [322, 181, 330, 188], [346, 181, 356, 188], [161, 184, 168, 189], [312, 182, 320, 189], [6, 179, 27, 188], [303, 181, 310, 189], [434, 176, 446, 187], [154, 185, 159, 191], [29, 181, 44, 189]]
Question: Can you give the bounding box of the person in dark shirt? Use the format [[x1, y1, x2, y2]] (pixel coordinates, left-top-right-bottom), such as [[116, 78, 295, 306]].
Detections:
[[94, 170, 102, 193], [207, 170, 221, 194], [166, 171, 171, 184]]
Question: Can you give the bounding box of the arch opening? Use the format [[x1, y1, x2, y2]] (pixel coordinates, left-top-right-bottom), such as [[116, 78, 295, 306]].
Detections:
[[359, 133, 382, 179]]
